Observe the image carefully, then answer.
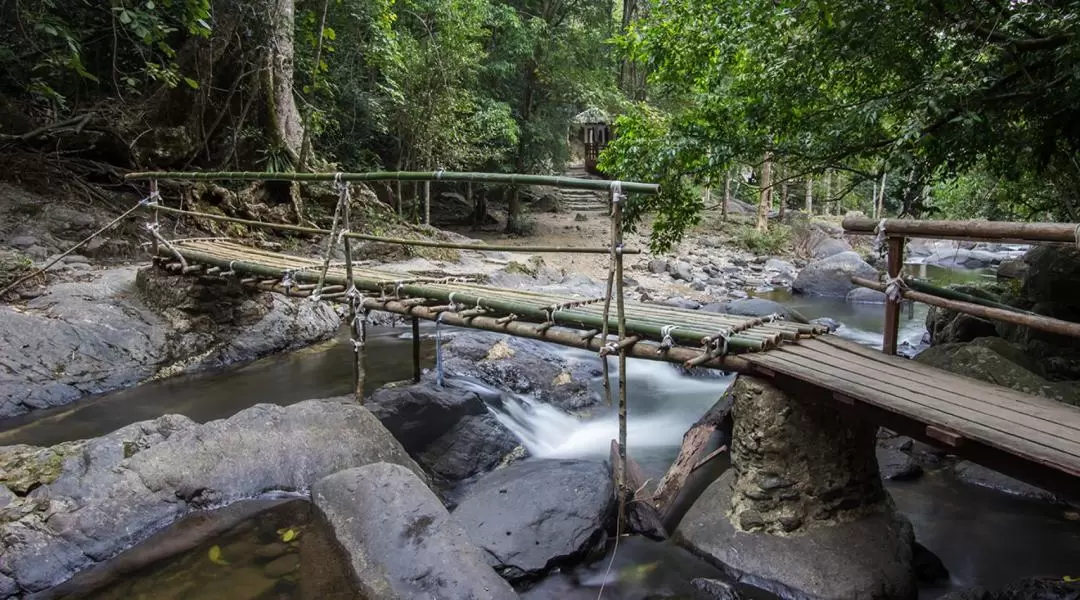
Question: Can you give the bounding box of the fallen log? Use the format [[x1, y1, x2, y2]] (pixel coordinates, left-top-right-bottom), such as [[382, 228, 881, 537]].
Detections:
[[651, 386, 734, 523], [609, 440, 666, 540]]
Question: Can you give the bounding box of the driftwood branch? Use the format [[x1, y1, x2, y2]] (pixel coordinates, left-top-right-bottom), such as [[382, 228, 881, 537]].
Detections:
[[651, 385, 735, 521], [609, 440, 666, 540]]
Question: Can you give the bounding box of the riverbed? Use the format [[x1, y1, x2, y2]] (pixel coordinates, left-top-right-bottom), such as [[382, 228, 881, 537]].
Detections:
[[3, 264, 1078, 599]]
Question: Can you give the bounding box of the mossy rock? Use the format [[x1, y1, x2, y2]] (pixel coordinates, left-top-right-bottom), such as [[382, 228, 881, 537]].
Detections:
[[0, 443, 78, 494]]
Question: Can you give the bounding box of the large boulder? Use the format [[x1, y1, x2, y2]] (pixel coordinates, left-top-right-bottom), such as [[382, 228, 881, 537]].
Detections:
[[924, 284, 1004, 346], [675, 377, 915, 600], [914, 338, 1079, 405], [0, 267, 340, 420], [442, 331, 600, 410], [791, 252, 879, 298], [367, 381, 520, 484], [452, 459, 614, 581], [0, 399, 421, 596], [313, 463, 518, 600], [923, 248, 1003, 269], [702, 298, 809, 324]]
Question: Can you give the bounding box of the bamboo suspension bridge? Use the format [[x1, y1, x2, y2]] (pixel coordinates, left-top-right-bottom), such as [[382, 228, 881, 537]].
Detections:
[[112, 170, 1080, 509]]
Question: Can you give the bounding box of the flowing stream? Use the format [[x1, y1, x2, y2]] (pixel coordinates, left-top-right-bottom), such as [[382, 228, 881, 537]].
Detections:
[[4, 263, 1079, 599]]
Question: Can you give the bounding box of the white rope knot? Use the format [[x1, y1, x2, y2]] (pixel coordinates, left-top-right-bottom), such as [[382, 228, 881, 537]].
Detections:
[[223, 260, 238, 277], [337, 229, 350, 245], [435, 169, 445, 180], [658, 325, 679, 353], [713, 329, 732, 355], [345, 285, 363, 300], [600, 341, 620, 356], [448, 292, 461, 312], [609, 180, 624, 202], [396, 280, 405, 298], [281, 270, 295, 290], [883, 274, 907, 303], [763, 312, 784, 323]]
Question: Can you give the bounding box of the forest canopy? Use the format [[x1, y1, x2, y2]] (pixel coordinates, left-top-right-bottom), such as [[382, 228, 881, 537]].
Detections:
[[1, 0, 1078, 250]]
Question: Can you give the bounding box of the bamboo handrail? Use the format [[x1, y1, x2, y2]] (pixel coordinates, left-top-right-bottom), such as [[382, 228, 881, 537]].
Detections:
[[843, 217, 1079, 244], [851, 276, 1080, 339], [125, 170, 660, 195], [145, 203, 640, 254]]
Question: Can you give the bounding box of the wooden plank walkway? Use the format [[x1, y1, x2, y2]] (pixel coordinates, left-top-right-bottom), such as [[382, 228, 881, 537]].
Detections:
[[157, 239, 1080, 499]]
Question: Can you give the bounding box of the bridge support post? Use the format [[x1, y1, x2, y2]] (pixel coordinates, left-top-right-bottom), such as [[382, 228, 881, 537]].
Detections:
[[883, 236, 905, 355], [411, 316, 421, 383], [675, 376, 916, 599]]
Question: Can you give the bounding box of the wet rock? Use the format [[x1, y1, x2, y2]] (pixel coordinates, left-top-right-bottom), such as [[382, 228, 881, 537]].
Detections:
[[811, 317, 842, 332], [254, 543, 289, 559], [0, 267, 340, 420], [763, 258, 795, 274], [452, 459, 614, 581], [692, 578, 745, 599], [846, 287, 887, 304], [953, 462, 1056, 502], [876, 436, 923, 482], [938, 576, 1080, 600], [313, 463, 517, 600], [263, 553, 300, 578], [0, 399, 421, 596], [368, 381, 519, 484], [996, 259, 1028, 281], [792, 251, 879, 298], [915, 340, 1078, 405], [912, 542, 949, 585], [675, 376, 914, 600], [442, 331, 599, 410]]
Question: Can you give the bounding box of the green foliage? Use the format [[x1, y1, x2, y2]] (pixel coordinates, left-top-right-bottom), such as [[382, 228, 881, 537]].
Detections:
[[1, 0, 211, 110], [735, 222, 791, 255]]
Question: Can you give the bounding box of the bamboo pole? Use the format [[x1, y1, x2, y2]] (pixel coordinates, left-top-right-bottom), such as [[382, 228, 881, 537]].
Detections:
[[614, 192, 629, 537], [125, 170, 661, 195], [366, 298, 754, 373], [145, 204, 640, 254], [842, 217, 1079, 244], [341, 184, 365, 403], [424, 180, 431, 226], [905, 278, 1037, 315], [156, 244, 769, 351], [852, 277, 1080, 339]]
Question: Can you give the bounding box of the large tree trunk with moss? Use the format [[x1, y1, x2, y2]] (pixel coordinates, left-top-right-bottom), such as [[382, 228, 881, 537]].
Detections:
[[262, 0, 305, 163]]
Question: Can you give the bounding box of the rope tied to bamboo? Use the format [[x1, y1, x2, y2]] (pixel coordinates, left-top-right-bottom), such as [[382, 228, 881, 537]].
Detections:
[[1074, 223, 1080, 249], [609, 181, 624, 217], [146, 222, 188, 269], [712, 328, 733, 356], [883, 274, 908, 303], [600, 341, 620, 356], [658, 325, 680, 354]]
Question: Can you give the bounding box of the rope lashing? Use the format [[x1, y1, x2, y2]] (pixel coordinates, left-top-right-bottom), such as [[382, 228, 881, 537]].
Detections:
[[609, 180, 624, 217], [435, 312, 447, 387], [883, 274, 908, 303], [1074, 223, 1080, 249], [763, 312, 785, 323], [281, 269, 296, 292], [146, 223, 188, 269], [600, 341, 620, 357], [712, 328, 733, 356], [223, 260, 238, 277], [658, 325, 680, 353]]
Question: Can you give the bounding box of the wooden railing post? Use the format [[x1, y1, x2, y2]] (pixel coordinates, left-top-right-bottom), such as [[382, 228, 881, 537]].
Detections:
[[882, 236, 905, 355]]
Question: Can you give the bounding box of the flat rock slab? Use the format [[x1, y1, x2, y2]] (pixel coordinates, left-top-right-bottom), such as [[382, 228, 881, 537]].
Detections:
[[0, 399, 421, 597], [452, 459, 614, 581], [313, 463, 518, 600], [675, 471, 915, 600]]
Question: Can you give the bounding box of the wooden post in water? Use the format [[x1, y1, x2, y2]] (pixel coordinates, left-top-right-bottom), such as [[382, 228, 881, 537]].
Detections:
[[882, 236, 905, 355], [611, 184, 629, 537], [412, 316, 421, 382]]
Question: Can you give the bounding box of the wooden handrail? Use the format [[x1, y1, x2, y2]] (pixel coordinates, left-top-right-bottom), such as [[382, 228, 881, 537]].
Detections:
[[842, 217, 1078, 244]]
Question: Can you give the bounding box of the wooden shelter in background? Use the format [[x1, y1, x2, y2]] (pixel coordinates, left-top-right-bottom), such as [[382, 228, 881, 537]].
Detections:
[[571, 108, 612, 176]]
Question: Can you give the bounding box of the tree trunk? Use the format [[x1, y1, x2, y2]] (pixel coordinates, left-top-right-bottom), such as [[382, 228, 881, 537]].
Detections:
[[823, 169, 833, 216], [507, 187, 523, 234], [780, 169, 789, 219], [756, 154, 772, 232], [722, 172, 732, 221], [877, 172, 888, 219], [804, 177, 813, 213], [263, 0, 305, 163]]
